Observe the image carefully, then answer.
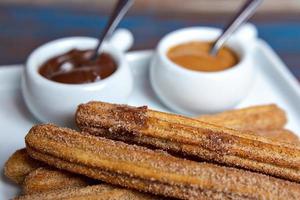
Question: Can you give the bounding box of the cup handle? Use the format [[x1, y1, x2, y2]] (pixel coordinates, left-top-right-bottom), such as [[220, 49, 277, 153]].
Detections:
[[233, 23, 258, 43], [108, 29, 134, 52]]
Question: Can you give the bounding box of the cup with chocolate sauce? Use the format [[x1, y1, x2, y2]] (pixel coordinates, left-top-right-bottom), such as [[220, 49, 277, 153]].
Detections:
[[150, 24, 257, 115], [22, 29, 134, 126]]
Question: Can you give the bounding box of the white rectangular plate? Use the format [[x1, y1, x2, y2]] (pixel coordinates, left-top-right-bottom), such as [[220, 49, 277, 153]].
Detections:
[[0, 39, 300, 199]]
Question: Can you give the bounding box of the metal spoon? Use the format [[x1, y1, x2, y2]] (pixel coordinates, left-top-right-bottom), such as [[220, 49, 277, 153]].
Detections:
[[90, 0, 134, 60], [210, 0, 263, 56]]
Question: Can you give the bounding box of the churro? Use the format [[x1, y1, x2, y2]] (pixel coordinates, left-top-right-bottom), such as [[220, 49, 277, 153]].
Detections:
[[197, 104, 299, 144], [23, 167, 92, 194], [16, 184, 155, 200], [4, 148, 155, 198], [76, 101, 300, 182], [4, 149, 41, 184], [25, 124, 300, 200], [197, 104, 287, 131], [4, 148, 95, 194], [255, 129, 299, 144]]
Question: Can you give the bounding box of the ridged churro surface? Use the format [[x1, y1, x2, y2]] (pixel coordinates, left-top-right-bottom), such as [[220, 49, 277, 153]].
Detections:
[[25, 124, 300, 200], [76, 101, 300, 182], [4, 149, 41, 184], [4, 148, 156, 198], [197, 104, 299, 144], [198, 104, 287, 131], [23, 167, 92, 194], [255, 129, 299, 144], [16, 184, 155, 200]]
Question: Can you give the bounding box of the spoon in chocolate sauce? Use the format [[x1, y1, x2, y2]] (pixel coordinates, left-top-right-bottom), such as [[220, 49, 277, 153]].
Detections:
[[210, 0, 263, 56], [90, 0, 134, 60]]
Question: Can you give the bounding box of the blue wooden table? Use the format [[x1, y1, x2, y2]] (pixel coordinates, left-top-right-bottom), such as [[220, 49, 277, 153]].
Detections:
[[1, 5, 300, 81]]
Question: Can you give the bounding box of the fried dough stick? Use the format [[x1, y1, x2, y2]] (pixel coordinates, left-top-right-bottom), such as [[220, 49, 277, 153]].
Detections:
[[197, 104, 299, 144], [4, 149, 41, 184], [15, 184, 156, 200], [255, 129, 299, 144], [4, 149, 156, 198], [76, 101, 300, 182], [3, 148, 94, 193], [23, 167, 92, 194], [25, 124, 300, 200], [197, 104, 287, 131]]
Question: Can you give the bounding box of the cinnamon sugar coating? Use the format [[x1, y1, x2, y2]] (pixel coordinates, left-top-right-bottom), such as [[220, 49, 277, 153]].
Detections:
[[197, 104, 299, 144], [16, 184, 155, 200], [25, 124, 300, 200], [4, 149, 42, 184], [23, 167, 92, 194], [197, 104, 287, 131], [76, 101, 300, 182]]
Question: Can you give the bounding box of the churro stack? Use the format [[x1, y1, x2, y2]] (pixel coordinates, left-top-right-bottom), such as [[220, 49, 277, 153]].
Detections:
[[4, 102, 300, 200]]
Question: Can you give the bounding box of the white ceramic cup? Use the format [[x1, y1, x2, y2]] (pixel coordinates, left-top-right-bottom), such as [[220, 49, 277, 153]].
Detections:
[[150, 24, 257, 116], [22, 29, 134, 126]]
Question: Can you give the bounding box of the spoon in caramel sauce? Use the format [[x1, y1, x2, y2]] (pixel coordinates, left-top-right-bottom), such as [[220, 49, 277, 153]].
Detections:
[[210, 0, 263, 56], [90, 0, 134, 60]]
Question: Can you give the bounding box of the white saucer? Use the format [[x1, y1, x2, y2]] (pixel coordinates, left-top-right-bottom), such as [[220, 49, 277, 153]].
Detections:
[[0, 39, 300, 198]]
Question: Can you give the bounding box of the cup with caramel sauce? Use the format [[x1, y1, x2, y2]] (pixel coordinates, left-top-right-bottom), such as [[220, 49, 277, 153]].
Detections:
[[150, 24, 257, 115], [167, 41, 239, 72], [22, 29, 134, 126]]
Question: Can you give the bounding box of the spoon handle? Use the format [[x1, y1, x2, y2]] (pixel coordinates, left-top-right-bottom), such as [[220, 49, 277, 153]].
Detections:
[[91, 0, 134, 60], [210, 0, 263, 56]]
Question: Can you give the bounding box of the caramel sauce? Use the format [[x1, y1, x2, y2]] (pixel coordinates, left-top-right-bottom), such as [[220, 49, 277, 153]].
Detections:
[[167, 41, 239, 72], [39, 49, 117, 84]]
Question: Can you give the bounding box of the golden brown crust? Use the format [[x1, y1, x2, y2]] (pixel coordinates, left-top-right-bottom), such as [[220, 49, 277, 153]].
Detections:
[[76, 101, 300, 182], [254, 129, 299, 144], [15, 184, 155, 200], [3, 148, 153, 198], [197, 104, 287, 131], [4, 149, 41, 184], [23, 167, 92, 194], [25, 124, 300, 200], [197, 104, 299, 144]]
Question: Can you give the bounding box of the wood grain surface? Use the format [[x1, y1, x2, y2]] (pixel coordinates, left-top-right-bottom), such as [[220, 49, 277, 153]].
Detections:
[[0, 3, 299, 81], [2, 0, 300, 13]]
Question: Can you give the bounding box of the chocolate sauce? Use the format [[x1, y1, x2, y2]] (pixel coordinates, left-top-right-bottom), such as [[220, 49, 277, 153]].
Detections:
[[39, 49, 117, 84]]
